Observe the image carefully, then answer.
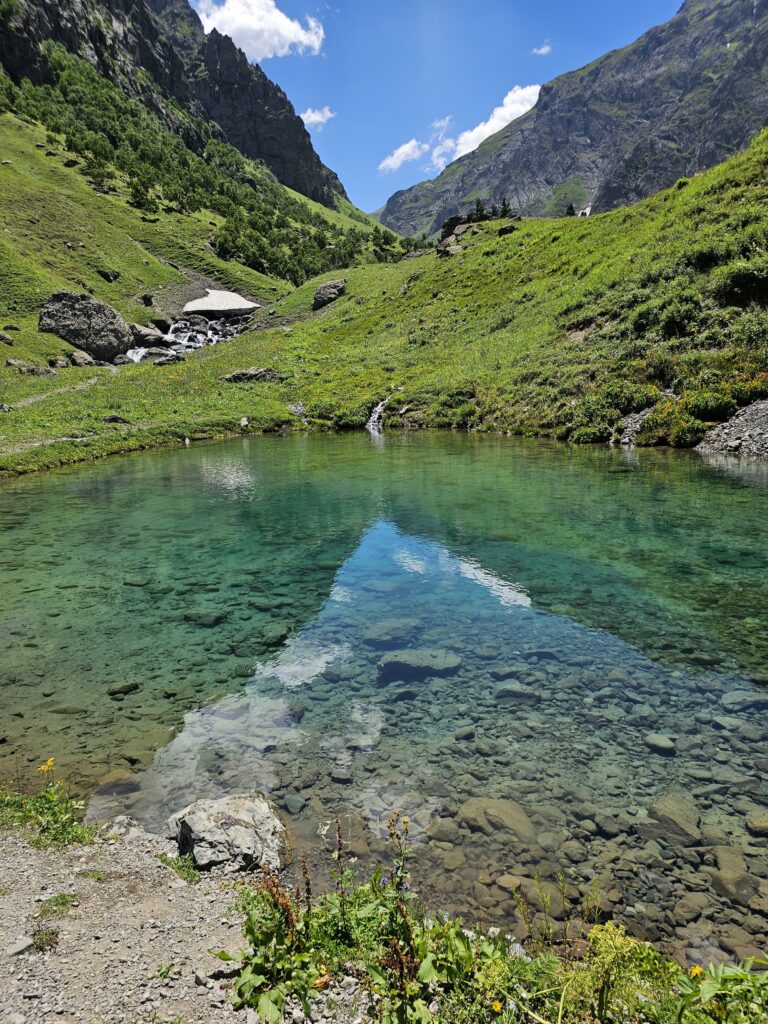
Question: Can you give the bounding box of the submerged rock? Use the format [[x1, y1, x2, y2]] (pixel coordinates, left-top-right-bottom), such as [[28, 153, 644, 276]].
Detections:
[[378, 649, 462, 684], [637, 788, 701, 846], [746, 812, 768, 838], [168, 793, 289, 870], [643, 732, 676, 756], [458, 797, 537, 844], [39, 291, 133, 361], [184, 610, 228, 628]]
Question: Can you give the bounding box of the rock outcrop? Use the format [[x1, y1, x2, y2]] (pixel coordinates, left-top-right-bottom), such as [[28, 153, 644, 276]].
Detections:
[[167, 793, 290, 870], [697, 399, 768, 458], [313, 279, 347, 311], [222, 367, 285, 384], [39, 292, 133, 361], [380, 0, 768, 235]]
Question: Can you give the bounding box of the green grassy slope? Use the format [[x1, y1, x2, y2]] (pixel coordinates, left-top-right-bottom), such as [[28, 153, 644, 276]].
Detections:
[[2, 120, 768, 475]]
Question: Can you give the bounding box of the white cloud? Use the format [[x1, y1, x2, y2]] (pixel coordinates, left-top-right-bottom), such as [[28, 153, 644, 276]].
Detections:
[[429, 84, 540, 171], [301, 105, 336, 129], [378, 138, 429, 174], [196, 0, 325, 60], [431, 116, 453, 139], [532, 41, 552, 56]]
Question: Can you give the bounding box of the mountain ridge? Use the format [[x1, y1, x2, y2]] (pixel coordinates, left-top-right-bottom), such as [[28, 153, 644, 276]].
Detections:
[[380, 0, 768, 236], [0, 0, 345, 206]]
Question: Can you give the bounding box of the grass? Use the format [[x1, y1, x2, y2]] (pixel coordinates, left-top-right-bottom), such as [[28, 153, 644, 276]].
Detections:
[[2, 119, 768, 475], [158, 853, 201, 885], [31, 924, 60, 951], [38, 892, 77, 919]]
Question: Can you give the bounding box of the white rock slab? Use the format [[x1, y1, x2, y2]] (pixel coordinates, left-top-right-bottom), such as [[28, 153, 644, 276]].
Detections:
[[183, 289, 259, 316]]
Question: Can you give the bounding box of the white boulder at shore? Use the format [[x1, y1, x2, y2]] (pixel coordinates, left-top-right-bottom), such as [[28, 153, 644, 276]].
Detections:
[[167, 792, 289, 870], [183, 289, 259, 317]]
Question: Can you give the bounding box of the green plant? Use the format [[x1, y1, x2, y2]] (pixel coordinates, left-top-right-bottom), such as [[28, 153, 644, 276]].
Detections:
[[32, 924, 60, 951], [155, 962, 181, 981], [158, 853, 200, 885], [0, 758, 96, 847], [712, 256, 768, 306], [39, 892, 76, 920], [677, 959, 768, 1022], [81, 869, 105, 882]]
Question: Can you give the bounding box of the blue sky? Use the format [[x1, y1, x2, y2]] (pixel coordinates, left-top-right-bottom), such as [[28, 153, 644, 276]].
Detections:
[[192, 0, 682, 213]]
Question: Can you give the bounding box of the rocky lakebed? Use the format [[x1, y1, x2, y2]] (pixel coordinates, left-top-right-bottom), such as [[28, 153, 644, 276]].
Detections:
[[1, 432, 767, 1009]]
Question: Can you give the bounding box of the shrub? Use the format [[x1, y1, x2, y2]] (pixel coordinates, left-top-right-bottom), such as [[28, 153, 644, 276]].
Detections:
[[221, 817, 768, 1023], [680, 388, 737, 422], [636, 400, 708, 448], [711, 256, 768, 306]]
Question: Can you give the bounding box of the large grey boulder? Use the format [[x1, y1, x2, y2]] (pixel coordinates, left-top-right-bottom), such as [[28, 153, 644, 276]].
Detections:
[[313, 279, 346, 310], [167, 793, 290, 870], [39, 292, 133, 361], [222, 367, 285, 384]]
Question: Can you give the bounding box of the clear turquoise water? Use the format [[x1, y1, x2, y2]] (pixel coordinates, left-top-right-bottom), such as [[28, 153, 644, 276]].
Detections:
[[1, 434, 767, 960]]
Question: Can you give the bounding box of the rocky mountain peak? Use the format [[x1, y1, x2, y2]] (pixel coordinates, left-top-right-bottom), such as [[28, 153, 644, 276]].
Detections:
[[380, 0, 768, 236]]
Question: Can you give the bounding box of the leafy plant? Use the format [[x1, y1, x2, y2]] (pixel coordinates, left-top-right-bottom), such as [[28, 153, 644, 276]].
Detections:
[[158, 853, 200, 885], [0, 758, 96, 847], [32, 924, 60, 951], [677, 959, 768, 1022]]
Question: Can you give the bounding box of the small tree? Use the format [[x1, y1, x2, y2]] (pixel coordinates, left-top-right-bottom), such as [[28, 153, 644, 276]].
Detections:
[[565, 202, 576, 217], [500, 197, 511, 218], [474, 198, 486, 222]]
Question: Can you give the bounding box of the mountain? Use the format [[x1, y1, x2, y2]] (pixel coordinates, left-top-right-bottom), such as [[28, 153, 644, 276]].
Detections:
[[0, 0, 344, 206], [4, 109, 768, 475], [380, 0, 768, 236]]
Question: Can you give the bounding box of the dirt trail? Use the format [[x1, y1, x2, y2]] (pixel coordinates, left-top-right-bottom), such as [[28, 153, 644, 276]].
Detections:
[[1, 824, 243, 1024]]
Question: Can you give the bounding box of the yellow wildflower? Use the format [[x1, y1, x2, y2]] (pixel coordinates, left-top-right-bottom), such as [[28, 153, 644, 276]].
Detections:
[[491, 999, 503, 1014], [690, 965, 704, 977], [37, 757, 55, 774]]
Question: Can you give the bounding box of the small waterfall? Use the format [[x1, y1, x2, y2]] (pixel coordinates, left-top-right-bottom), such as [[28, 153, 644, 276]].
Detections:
[[125, 314, 254, 364], [366, 398, 389, 435]]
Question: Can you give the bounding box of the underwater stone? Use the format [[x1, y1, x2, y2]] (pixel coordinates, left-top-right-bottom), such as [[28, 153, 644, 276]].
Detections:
[[638, 789, 701, 847], [378, 649, 462, 684], [746, 812, 768, 837], [184, 610, 228, 628], [643, 732, 676, 756], [495, 684, 541, 706], [458, 797, 537, 844]]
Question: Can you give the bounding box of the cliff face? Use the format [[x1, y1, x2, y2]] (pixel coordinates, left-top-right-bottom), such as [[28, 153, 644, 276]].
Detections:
[[147, 0, 346, 204], [380, 0, 768, 236], [0, 0, 345, 206]]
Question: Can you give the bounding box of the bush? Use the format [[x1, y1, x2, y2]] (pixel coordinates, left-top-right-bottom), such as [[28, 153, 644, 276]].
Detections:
[[635, 400, 708, 448], [680, 388, 737, 422], [711, 256, 768, 306]]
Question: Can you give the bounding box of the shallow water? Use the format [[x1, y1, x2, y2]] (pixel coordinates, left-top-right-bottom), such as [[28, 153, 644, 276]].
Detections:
[[2, 434, 767, 961]]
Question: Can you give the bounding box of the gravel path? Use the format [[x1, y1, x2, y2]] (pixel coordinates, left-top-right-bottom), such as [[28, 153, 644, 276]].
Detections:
[[0, 822, 367, 1024], [1, 821, 244, 1024]]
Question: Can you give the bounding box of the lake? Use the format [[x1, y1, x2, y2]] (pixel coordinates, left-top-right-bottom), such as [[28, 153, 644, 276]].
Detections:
[[2, 433, 767, 962]]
